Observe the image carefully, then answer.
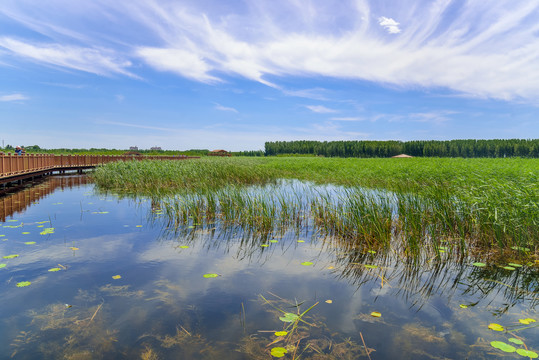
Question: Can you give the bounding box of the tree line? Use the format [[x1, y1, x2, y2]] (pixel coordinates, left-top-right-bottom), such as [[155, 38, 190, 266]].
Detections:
[[264, 139, 539, 158]]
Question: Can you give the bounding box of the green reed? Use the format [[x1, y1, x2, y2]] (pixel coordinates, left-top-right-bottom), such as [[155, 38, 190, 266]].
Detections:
[[93, 157, 539, 253]]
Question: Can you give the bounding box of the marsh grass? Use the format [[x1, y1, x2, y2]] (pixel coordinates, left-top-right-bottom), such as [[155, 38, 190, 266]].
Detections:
[[93, 157, 539, 254]]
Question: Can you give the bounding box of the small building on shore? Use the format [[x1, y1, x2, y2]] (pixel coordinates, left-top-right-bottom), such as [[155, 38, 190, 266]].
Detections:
[[391, 154, 413, 158], [208, 149, 231, 157]]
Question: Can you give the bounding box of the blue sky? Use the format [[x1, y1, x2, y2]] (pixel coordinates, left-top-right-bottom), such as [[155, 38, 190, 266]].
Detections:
[[1, 0, 538, 151]]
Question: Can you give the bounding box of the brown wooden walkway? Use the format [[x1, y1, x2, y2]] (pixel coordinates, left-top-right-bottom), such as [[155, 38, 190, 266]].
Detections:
[[0, 153, 198, 187]]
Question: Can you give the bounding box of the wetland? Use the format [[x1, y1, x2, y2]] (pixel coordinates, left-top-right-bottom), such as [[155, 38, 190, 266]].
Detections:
[[0, 157, 537, 359]]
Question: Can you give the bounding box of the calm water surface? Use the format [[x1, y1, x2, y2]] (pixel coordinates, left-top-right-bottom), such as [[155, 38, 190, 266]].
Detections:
[[0, 175, 536, 359]]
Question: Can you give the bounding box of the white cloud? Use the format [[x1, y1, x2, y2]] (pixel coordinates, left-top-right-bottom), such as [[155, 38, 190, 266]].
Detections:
[[0, 93, 28, 102], [1, 1, 539, 102], [305, 105, 338, 113], [136, 47, 219, 83], [330, 117, 365, 121], [214, 104, 238, 113], [378, 16, 401, 34], [0, 37, 135, 77]]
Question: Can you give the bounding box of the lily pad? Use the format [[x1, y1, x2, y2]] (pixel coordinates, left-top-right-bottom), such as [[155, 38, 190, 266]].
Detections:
[[490, 341, 516, 353], [24, 241, 36, 245], [203, 273, 219, 278], [516, 349, 538, 358], [3, 254, 19, 259], [279, 313, 299, 323], [508, 338, 524, 345], [48, 268, 61, 272], [274, 331, 288, 337], [21, 232, 30, 235], [40, 228, 55, 235], [112, 275, 121, 279], [301, 261, 313, 266], [488, 323, 504, 331], [16, 281, 31, 287], [270, 347, 287, 358], [519, 318, 536, 325], [472, 262, 486, 267], [370, 311, 382, 318]]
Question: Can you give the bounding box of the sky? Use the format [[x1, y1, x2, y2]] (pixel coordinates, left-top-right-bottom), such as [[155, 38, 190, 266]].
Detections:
[[1, 0, 539, 151]]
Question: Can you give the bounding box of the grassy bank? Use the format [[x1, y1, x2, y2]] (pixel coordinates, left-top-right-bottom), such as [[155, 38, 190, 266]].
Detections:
[[93, 157, 539, 254]]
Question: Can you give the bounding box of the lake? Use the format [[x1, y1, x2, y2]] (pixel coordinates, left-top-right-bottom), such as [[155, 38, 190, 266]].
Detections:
[[0, 175, 537, 359]]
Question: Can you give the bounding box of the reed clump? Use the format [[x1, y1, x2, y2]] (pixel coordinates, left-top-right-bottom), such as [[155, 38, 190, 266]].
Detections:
[[93, 157, 539, 253]]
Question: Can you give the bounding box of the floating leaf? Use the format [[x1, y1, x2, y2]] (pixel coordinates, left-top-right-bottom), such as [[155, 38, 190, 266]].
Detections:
[[490, 341, 516, 353], [0, 264, 6, 268], [327, 266, 335, 269], [203, 273, 219, 278], [519, 318, 536, 325], [70, 247, 79, 251], [24, 241, 36, 245], [269, 240, 278, 243], [367, 250, 376, 254], [301, 261, 313, 266], [3, 254, 19, 259], [0, 235, 4, 237], [136, 225, 143, 228], [503, 266, 516, 271], [270, 347, 287, 358], [508, 338, 524, 345], [40, 228, 55, 235], [16, 281, 31, 287], [516, 349, 538, 358], [261, 244, 269, 247], [473, 262, 486, 267], [439, 246, 448, 250], [22, 232, 30, 235], [508, 263, 523, 267], [488, 323, 504, 331], [274, 331, 288, 337], [279, 313, 299, 323], [112, 275, 121, 279], [178, 245, 189, 249], [459, 304, 468, 309], [48, 268, 61, 272], [325, 300, 333, 304], [364, 264, 378, 269], [370, 311, 382, 318], [297, 240, 305, 243]]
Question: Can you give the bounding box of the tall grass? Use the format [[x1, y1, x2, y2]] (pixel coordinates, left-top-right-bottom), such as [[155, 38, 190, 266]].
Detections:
[[93, 157, 539, 253]]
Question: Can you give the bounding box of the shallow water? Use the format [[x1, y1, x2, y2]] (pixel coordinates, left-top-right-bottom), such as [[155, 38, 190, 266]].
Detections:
[[0, 175, 537, 359]]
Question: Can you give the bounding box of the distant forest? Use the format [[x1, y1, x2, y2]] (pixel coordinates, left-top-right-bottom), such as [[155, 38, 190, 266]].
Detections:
[[264, 139, 539, 158]]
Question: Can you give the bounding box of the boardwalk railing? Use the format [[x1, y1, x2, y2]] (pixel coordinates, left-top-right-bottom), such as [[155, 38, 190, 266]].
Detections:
[[1, 153, 196, 180]]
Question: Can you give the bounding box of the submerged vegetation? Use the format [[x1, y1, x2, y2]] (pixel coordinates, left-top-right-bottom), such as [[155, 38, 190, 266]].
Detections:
[[93, 157, 539, 256]]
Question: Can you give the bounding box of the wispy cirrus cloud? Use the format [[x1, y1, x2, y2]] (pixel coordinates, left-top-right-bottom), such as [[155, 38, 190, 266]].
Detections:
[[0, 93, 28, 102], [330, 117, 365, 122], [214, 103, 238, 113], [1, 0, 539, 102], [0, 37, 135, 77], [305, 105, 338, 113]]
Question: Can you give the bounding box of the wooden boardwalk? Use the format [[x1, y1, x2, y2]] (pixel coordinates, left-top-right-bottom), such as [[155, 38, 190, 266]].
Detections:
[[0, 153, 197, 188]]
